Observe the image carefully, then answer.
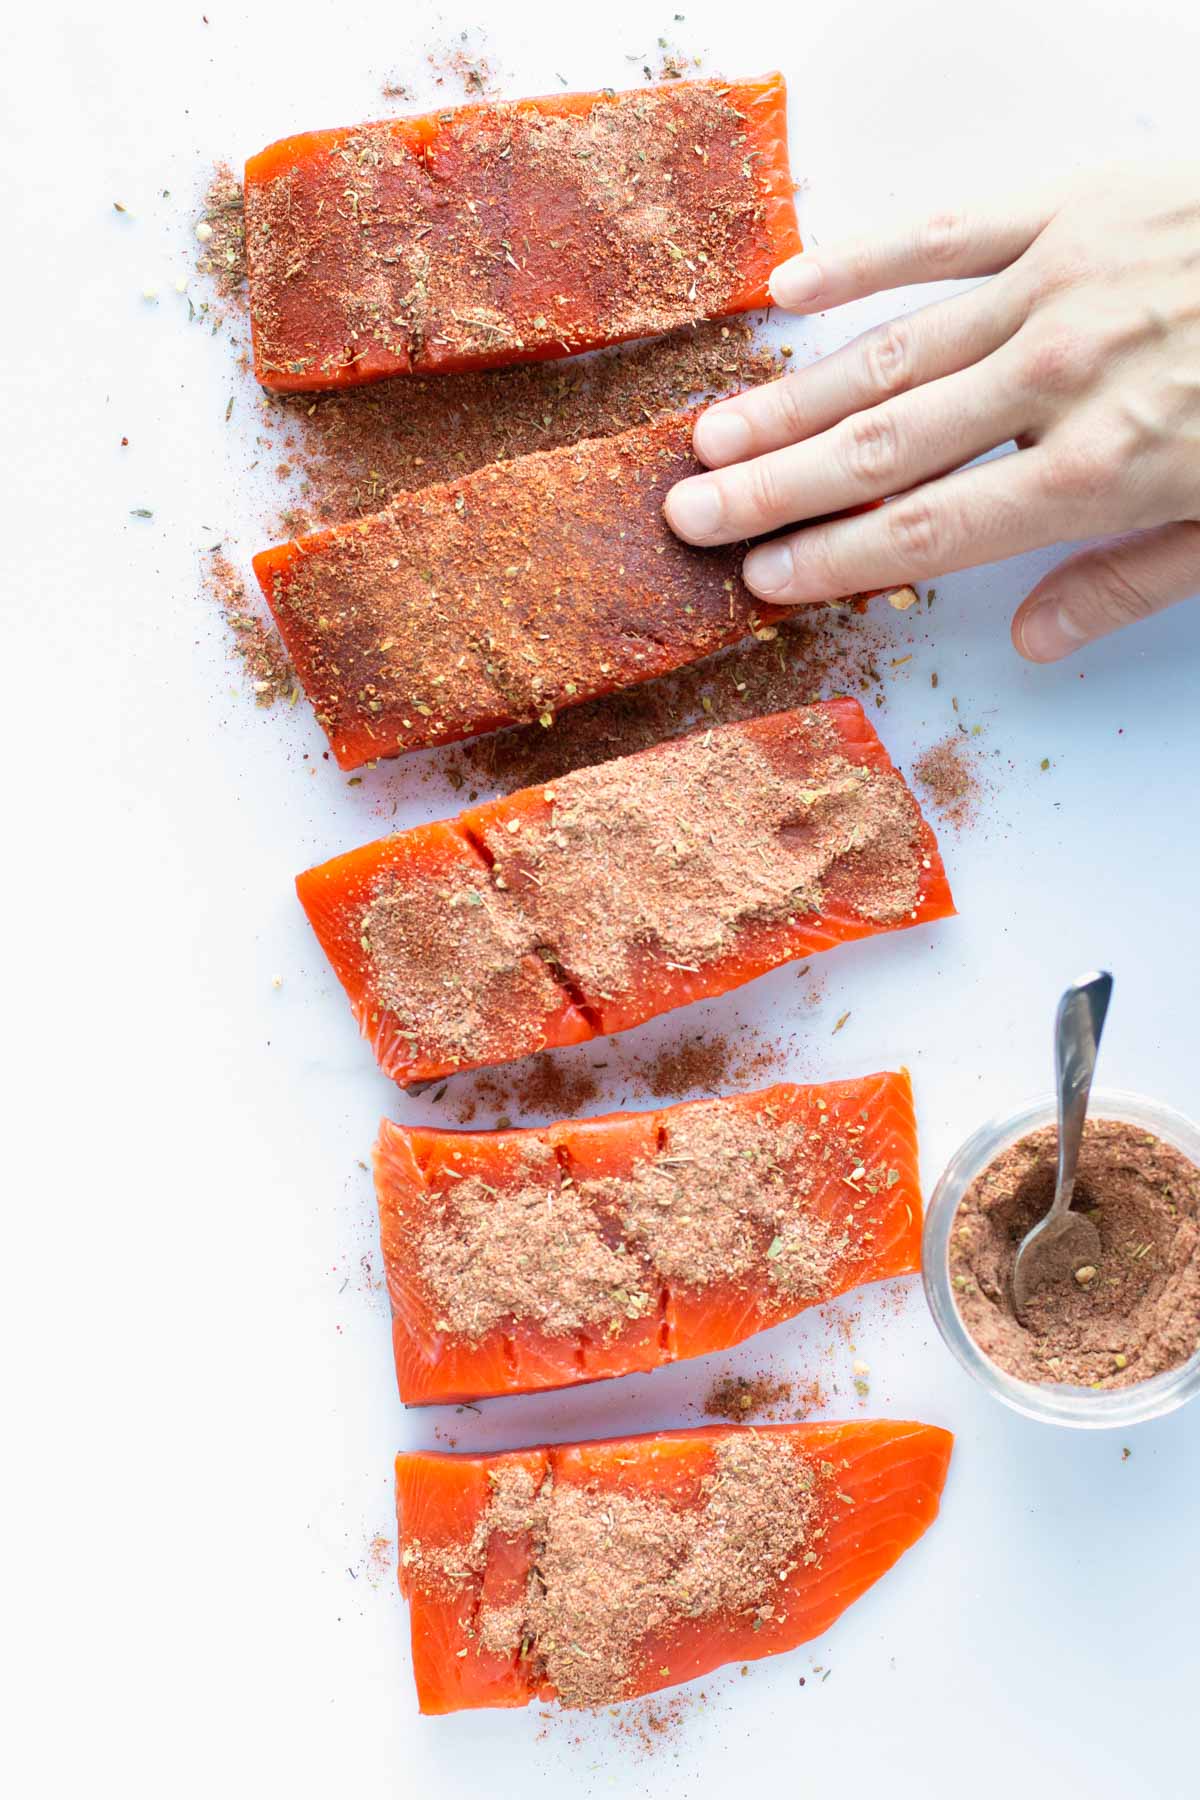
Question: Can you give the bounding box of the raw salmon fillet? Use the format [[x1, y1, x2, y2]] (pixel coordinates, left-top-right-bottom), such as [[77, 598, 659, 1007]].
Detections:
[[377, 1072, 923, 1405], [244, 75, 800, 393], [295, 699, 955, 1085], [253, 412, 803, 772], [395, 1420, 953, 1713]]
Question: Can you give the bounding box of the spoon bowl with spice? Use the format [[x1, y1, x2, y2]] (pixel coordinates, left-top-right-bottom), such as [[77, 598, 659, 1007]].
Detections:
[[1009, 971, 1112, 1323], [923, 1089, 1200, 1428]]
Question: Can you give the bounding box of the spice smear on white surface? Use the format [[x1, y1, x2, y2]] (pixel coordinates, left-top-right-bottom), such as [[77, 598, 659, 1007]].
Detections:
[[203, 548, 295, 707]]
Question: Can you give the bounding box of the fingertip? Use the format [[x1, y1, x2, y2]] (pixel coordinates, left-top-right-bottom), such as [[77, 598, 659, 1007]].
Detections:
[[768, 254, 823, 311], [1012, 598, 1070, 662], [742, 539, 800, 600], [660, 485, 687, 539], [692, 404, 753, 468], [662, 474, 724, 544]]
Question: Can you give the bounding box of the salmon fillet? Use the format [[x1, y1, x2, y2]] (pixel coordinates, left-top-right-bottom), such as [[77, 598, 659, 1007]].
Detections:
[[377, 1073, 923, 1404], [245, 75, 801, 393], [396, 1420, 953, 1713], [295, 699, 956, 1085], [253, 412, 804, 771]]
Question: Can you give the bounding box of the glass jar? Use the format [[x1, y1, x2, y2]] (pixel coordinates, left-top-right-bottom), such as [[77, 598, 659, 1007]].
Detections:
[[922, 1088, 1200, 1428]]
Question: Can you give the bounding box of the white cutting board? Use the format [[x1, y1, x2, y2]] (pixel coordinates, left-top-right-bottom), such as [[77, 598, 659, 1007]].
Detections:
[[6, 2, 1199, 1796]]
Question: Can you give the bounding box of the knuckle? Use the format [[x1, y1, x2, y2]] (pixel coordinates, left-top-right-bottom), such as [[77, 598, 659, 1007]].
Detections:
[[885, 495, 943, 563], [844, 237, 878, 293], [861, 321, 912, 399], [917, 209, 969, 268], [1134, 301, 1172, 347], [769, 375, 808, 440], [1075, 554, 1158, 631], [1035, 241, 1096, 297], [1018, 324, 1099, 397], [841, 409, 901, 486], [790, 529, 845, 596], [1039, 431, 1127, 504], [740, 456, 786, 523]]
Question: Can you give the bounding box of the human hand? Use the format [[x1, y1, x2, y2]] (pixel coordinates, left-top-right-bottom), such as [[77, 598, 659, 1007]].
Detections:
[[663, 164, 1200, 660]]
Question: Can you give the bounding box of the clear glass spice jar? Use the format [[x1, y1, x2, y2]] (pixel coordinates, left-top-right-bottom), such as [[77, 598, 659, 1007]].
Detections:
[[923, 1089, 1200, 1428]]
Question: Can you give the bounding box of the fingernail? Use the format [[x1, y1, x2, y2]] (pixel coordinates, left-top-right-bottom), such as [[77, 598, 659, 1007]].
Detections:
[[768, 256, 822, 309], [693, 407, 753, 466], [663, 476, 724, 541], [744, 539, 796, 596], [1016, 602, 1077, 662]]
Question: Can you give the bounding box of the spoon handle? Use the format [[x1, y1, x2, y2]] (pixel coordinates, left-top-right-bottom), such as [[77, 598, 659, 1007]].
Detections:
[[1052, 970, 1114, 1219]]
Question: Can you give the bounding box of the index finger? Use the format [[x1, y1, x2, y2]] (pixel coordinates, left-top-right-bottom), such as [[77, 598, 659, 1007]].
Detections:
[[693, 277, 1026, 469], [769, 193, 1060, 313]]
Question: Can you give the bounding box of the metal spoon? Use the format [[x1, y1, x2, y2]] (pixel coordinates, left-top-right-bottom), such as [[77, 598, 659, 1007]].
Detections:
[[1011, 971, 1113, 1325]]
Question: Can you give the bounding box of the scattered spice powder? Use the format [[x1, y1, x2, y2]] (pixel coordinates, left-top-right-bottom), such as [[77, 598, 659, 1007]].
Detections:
[[949, 1119, 1200, 1387], [912, 734, 980, 829], [193, 163, 246, 301], [797, 967, 826, 1013], [406, 1434, 830, 1708], [506, 1053, 600, 1118], [271, 319, 783, 527], [426, 35, 499, 96], [639, 1031, 780, 1100], [442, 1029, 783, 1123], [702, 1370, 804, 1420], [642, 36, 705, 83], [453, 603, 888, 794], [613, 1691, 698, 1756], [365, 1533, 393, 1586], [202, 548, 295, 706]]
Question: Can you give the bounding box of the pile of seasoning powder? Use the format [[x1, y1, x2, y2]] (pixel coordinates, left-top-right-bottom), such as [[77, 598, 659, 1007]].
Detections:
[[949, 1119, 1200, 1388]]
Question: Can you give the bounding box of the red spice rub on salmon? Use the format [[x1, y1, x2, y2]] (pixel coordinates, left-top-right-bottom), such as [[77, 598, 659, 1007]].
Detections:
[[253, 411, 811, 770], [244, 75, 801, 393], [294, 698, 955, 1085], [377, 1072, 923, 1405], [395, 1420, 954, 1712]]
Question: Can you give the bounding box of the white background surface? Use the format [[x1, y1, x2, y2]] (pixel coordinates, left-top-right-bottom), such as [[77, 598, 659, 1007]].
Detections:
[[6, 2, 1199, 1795]]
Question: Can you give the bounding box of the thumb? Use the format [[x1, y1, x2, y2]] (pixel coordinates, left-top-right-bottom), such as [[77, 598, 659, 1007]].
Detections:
[[1012, 523, 1200, 662]]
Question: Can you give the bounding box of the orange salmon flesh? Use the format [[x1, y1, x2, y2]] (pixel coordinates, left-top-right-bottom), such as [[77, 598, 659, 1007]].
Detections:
[[245, 75, 800, 393], [377, 1072, 924, 1405], [395, 1420, 954, 1713], [295, 698, 956, 1086]]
